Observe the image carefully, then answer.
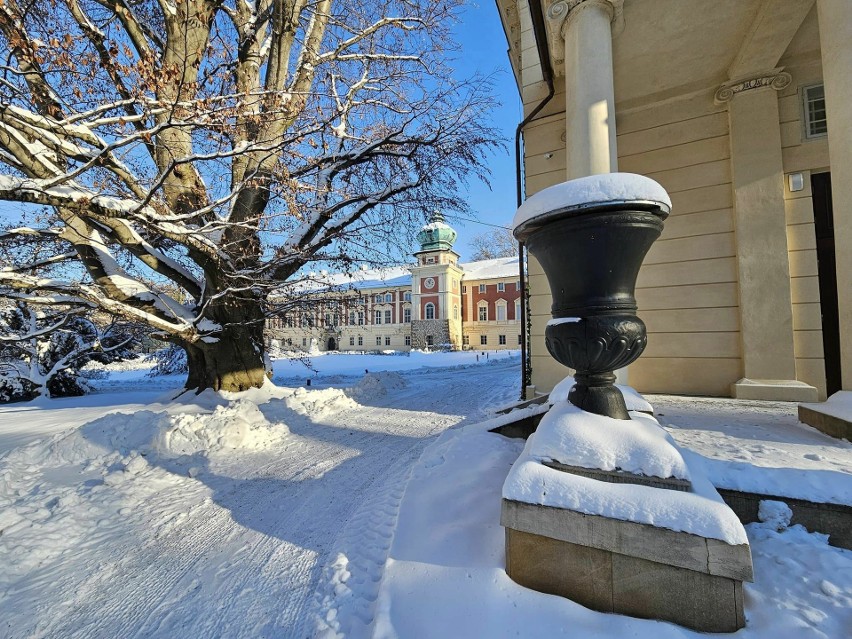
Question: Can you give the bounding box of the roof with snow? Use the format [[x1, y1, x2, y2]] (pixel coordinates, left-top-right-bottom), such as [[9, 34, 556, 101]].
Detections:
[[458, 256, 519, 280], [285, 256, 520, 295]]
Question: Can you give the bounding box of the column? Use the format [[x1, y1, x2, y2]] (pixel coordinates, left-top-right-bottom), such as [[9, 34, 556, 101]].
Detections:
[[717, 72, 817, 401], [548, 0, 620, 178], [817, 0, 852, 390]]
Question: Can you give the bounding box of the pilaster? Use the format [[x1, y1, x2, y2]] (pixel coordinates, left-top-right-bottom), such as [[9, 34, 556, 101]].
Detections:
[[720, 70, 817, 401], [817, 0, 852, 391]]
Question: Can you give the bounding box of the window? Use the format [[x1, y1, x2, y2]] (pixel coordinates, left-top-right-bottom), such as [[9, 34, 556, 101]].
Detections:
[[463, 335, 470, 346], [384, 310, 392, 324], [358, 312, 364, 325], [516, 280, 521, 290], [349, 336, 355, 346], [405, 335, 411, 346], [518, 334, 522, 345], [358, 335, 363, 346], [499, 335, 506, 345], [515, 301, 521, 321], [497, 282, 505, 292], [302, 338, 307, 346], [462, 286, 466, 294], [349, 311, 355, 325], [385, 336, 391, 346], [425, 303, 435, 320], [376, 336, 382, 346], [385, 293, 393, 303], [325, 313, 332, 326], [404, 308, 411, 323], [496, 305, 506, 321], [478, 284, 486, 293], [478, 305, 488, 322], [426, 335, 434, 346], [453, 305, 459, 320], [375, 294, 383, 304], [404, 292, 411, 302], [803, 84, 828, 138], [375, 310, 382, 325], [306, 315, 314, 328], [480, 335, 488, 345]]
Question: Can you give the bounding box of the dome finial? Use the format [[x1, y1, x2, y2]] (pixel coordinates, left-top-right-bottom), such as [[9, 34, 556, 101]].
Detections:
[[417, 210, 457, 252]]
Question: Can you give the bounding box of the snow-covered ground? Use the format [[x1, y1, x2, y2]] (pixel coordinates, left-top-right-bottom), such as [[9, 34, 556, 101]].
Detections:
[[1, 354, 850, 638]]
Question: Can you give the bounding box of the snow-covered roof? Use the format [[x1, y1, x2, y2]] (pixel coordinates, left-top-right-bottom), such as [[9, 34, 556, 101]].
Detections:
[[459, 256, 519, 281], [284, 256, 519, 296], [289, 266, 412, 294]]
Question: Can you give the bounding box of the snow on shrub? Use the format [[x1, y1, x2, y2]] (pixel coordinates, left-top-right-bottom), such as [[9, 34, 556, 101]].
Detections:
[[0, 302, 139, 401], [148, 344, 189, 376]]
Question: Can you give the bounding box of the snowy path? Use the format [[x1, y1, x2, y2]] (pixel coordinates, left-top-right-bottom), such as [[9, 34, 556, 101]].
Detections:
[[0, 360, 520, 638]]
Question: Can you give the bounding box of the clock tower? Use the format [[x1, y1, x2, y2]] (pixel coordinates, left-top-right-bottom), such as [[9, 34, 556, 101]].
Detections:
[[410, 211, 464, 349]]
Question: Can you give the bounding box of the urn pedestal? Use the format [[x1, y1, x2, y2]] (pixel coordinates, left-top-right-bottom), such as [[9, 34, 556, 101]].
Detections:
[[503, 174, 752, 632]]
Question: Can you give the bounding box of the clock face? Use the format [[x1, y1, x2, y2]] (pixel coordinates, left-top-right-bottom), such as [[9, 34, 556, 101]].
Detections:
[[424, 277, 435, 290]]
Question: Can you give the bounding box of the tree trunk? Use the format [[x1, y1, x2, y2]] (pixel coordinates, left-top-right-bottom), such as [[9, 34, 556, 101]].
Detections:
[[183, 294, 269, 393]]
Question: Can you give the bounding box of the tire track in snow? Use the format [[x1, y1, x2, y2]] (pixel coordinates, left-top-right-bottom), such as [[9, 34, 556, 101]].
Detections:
[[1, 359, 520, 638]]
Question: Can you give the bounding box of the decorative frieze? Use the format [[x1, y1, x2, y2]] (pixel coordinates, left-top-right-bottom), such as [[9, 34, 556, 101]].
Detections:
[[543, 0, 624, 76], [714, 70, 792, 104]]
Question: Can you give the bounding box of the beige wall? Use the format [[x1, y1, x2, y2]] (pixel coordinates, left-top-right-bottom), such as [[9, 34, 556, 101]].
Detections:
[[515, 1, 841, 398]]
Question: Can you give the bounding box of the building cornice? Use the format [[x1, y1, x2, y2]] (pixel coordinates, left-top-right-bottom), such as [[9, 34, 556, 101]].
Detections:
[[544, 0, 624, 77], [714, 69, 793, 105]]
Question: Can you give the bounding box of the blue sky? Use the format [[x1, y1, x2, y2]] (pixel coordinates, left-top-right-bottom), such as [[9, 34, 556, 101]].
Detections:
[[0, 3, 521, 263], [449, 1, 521, 259]]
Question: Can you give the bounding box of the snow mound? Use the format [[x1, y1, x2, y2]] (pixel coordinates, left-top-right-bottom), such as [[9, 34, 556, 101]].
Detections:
[[157, 400, 289, 456], [757, 500, 793, 531], [530, 401, 689, 480], [351, 371, 408, 399]]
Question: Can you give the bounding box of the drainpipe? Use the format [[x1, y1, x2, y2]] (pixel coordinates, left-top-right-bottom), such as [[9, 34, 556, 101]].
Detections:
[[514, 0, 555, 399]]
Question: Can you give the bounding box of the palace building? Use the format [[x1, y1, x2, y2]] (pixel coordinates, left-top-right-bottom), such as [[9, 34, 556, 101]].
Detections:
[[265, 214, 522, 353], [498, 0, 852, 401]]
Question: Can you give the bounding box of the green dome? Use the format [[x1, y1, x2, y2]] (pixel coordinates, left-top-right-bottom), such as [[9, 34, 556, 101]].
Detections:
[[417, 211, 457, 251]]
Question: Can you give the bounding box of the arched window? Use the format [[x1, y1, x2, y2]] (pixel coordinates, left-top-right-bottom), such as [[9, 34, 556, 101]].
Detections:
[[478, 301, 488, 322], [425, 303, 435, 320], [385, 293, 393, 303]]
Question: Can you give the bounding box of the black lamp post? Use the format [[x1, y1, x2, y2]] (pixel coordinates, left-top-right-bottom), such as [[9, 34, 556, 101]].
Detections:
[[513, 175, 670, 420]]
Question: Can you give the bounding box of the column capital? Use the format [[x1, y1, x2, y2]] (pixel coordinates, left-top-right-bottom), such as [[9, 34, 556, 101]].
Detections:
[[714, 68, 792, 105], [544, 0, 624, 77]]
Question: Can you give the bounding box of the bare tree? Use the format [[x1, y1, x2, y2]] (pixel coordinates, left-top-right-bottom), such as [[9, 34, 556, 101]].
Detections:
[[0, 0, 498, 392], [469, 227, 517, 261]]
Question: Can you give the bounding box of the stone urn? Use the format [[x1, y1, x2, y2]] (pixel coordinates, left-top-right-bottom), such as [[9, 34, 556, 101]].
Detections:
[[513, 173, 670, 419]]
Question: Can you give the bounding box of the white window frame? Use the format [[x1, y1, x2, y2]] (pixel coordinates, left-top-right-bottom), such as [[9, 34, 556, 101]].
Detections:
[[496, 300, 507, 322], [478, 302, 488, 322], [384, 309, 392, 324], [404, 292, 411, 302], [453, 304, 459, 320], [405, 335, 411, 346], [385, 336, 391, 346], [425, 303, 436, 320], [375, 310, 382, 325], [478, 283, 486, 293], [358, 335, 363, 346], [404, 307, 411, 323], [802, 83, 828, 139], [499, 334, 506, 345], [497, 282, 505, 292], [376, 336, 382, 346], [349, 336, 355, 346], [385, 293, 393, 303], [480, 334, 488, 345]]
